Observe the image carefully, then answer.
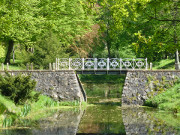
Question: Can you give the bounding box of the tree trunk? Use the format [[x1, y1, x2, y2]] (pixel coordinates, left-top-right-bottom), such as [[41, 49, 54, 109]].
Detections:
[[4, 40, 14, 64], [106, 26, 111, 58], [106, 38, 111, 58], [173, 1, 179, 70]]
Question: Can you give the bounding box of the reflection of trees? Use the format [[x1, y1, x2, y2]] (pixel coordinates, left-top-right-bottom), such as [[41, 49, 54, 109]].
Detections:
[[77, 106, 126, 134]]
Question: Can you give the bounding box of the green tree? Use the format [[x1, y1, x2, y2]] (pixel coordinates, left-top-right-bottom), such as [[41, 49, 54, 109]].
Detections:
[[90, 0, 149, 58], [132, 0, 180, 66], [0, 0, 43, 64], [29, 31, 69, 69], [0, 0, 95, 64]]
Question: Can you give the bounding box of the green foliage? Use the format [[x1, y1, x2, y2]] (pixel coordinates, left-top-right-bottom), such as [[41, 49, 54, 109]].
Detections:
[[0, 102, 7, 115], [2, 115, 15, 128], [0, 92, 81, 128], [20, 104, 31, 117], [32, 94, 80, 110], [0, 94, 20, 113], [92, 0, 153, 58], [0, 0, 96, 64], [132, 32, 163, 61], [0, 45, 5, 60], [145, 78, 180, 113], [80, 75, 125, 98], [0, 72, 37, 104], [131, 0, 180, 61], [58, 101, 80, 106], [79, 74, 125, 83], [146, 75, 178, 98], [28, 31, 69, 69]]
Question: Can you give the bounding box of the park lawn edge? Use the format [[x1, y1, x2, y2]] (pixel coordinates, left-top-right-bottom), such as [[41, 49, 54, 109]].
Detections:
[[144, 82, 180, 114], [0, 93, 81, 128]]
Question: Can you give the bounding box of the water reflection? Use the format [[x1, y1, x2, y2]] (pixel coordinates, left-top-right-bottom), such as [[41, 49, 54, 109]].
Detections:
[[122, 107, 180, 135], [0, 109, 83, 135], [77, 105, 126, 135], [0, 106, 180, 135]]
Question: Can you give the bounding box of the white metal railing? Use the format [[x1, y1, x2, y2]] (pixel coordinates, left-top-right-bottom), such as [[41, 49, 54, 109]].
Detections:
[[55, 58, 148, 70]]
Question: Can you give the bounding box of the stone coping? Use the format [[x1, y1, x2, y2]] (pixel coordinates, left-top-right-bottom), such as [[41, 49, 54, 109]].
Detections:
[[0, 70, 75, 72], [0, 69, 179, 72]]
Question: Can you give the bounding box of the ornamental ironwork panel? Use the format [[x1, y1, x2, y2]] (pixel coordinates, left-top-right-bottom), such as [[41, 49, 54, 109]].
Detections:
[[109, 58, 120, 69], [70, 58, 83, 70], [58, 58, 69, 70], [97, 58, 107, 69], [84, 58, 95, 69], [56, 58, 147, 70]]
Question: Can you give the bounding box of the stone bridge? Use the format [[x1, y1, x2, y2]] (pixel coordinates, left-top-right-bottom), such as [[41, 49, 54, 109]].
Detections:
[[0, 69, 179, 106]]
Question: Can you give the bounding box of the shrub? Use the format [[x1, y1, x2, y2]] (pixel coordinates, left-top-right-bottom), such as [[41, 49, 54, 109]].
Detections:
[[0, 72, 37, 104]]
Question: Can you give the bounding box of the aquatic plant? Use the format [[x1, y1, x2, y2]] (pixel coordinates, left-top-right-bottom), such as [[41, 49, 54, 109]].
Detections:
[[3, 116, 14, 128], [20, 104, 31, 117]]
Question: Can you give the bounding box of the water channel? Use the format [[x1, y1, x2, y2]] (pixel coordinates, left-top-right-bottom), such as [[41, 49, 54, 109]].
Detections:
[[0, 78, 180, 135]]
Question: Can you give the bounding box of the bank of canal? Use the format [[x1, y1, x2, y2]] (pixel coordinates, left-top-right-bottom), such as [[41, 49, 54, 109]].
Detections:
[[1, 103, 180, 135], [0, 75, 180, 134]]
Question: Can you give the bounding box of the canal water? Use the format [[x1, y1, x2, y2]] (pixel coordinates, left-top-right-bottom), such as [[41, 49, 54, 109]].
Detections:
[[0, 81, 180, 135]]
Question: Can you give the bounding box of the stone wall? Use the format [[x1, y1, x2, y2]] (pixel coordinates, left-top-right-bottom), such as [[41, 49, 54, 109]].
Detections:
[[122, 70, 180, 106], [0, 70, 86, 102]]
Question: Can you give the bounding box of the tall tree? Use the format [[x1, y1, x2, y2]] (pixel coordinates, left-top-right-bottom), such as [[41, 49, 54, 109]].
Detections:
[[94, 0, 150, 58], [132, 0, 180, 68], [0, 0, 43, 64], [0, 0, 95, 64]]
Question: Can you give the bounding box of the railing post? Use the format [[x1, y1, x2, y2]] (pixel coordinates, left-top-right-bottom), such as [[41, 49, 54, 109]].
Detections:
[[132, 58, 135, 70], [94, 58, 97, 70], [57, 58, 59, 70], [49, 63, 52, 70], [150, 62, 152, 70], [69, 58, 71, 70], [53, 63, 56, 70], [107, 58, 109, 70], [6, 63, 9, 70], [120, 58, 122, 70], [55, 58, 58, 70], [2, 63, 4, 71], [145, 58, 148, 70], [26, 63, 29, 71], [31, 63, 33, 71], [82, 58, 84, 70]]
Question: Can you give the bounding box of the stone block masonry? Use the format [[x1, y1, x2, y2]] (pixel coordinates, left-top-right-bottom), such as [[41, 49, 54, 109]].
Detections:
[[0, 70, 86, 102], [122, 70, 180, 106]]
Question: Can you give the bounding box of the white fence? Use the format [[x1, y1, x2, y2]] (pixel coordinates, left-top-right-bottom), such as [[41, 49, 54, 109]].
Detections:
[[55, 58, 148, 70]]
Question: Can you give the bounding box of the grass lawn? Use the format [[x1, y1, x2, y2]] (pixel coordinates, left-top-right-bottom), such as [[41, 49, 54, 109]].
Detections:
[[0, 60, 26, 70], [144, 82, 180, 114], [0, 93, 81, 128], [152, 59, 175, 70]]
